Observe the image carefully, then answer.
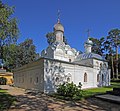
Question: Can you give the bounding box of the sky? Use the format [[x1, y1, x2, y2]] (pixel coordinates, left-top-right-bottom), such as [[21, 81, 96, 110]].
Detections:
[[3, 0, 120, 54]]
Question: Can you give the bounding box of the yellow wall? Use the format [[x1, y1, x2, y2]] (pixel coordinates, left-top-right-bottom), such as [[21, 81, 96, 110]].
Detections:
[[0, 73, 13, 85]]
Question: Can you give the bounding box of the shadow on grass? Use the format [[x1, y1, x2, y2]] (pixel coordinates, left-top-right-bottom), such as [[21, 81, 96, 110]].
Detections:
[[0, 89, 16, 111]]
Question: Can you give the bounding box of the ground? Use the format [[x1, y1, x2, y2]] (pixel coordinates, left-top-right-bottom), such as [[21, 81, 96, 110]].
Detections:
[[0, 85, 120, 111]]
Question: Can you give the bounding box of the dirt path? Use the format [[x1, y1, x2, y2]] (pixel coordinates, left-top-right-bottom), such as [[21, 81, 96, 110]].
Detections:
[[0, 85, 120, 111], [0, 85, 25, 96]]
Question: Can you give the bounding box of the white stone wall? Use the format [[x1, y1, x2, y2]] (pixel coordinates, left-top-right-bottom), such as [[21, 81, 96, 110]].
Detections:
[[14, 58, 110, 93], [43, 58, 110, 93], [41, 43, 79, 63], [93, 59, 110, 87], [14, 59, 44, 92]]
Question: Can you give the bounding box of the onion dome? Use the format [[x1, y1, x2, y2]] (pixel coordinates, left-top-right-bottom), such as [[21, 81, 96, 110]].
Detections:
[[54, 19, 64, 32], [85, 38, 93, 45]]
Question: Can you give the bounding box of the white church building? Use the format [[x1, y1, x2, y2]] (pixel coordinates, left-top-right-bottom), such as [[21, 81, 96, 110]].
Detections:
[[14, 18, 110, 93]]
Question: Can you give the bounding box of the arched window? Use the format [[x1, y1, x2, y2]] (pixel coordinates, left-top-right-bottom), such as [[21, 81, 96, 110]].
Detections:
[[96, 61, 99, 67], [69, 59, 71, 62], [103, 63, 107, 68], [102, 74, 104, 81], [84, 73, 87, 82], [55, 77, 59, 83], [55, 77, 59, 86], [100, 63, 102, 68], [97, 74, 99, 82], [36, 77, 38, 83], [67, 77, 70, 83]]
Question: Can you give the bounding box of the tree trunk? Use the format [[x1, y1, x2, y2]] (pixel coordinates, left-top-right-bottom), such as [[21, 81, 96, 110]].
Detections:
[[116, 46, 118, 79], [0, 42, 4, 65], [111, 55, 115, 79]]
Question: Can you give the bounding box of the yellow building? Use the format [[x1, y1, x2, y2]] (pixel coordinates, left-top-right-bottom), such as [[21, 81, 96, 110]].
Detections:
[[0, 69, 13, 85]]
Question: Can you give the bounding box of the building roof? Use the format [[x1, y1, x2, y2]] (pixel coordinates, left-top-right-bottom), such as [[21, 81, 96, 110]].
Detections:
[[76, 52, 103, 60], [53, 19, 64, 32]]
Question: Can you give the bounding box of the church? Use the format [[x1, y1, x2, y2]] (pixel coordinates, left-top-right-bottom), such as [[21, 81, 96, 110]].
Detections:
[[14, 18, 110, 93]]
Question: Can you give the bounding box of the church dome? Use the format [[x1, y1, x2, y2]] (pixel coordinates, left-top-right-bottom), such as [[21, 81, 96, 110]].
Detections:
[[54, 20, 64, 32], [85, 38, 93, 45]]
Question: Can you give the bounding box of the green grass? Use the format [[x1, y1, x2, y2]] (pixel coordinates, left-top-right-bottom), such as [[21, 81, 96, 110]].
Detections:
[[111, 82, 120, 88], [0, 89, 7, 93], [0, 89, 16, 110], [82, 82, 120, 98]]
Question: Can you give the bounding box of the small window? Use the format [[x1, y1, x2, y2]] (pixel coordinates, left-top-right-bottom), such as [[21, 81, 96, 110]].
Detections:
[[102, 75, 104, 81], [67, 77, 70, 82], [55, 77, 59, 86], [36, 77, 39, 83], [100, 63, 102, 68], [55, 77, 59, 83], [69, 59, 71, 62], [96, 61, 99, 67], [22, 78, 24, 83], [84, 73, 87, 82], [103, 63, 107, 68], [97, 74, 99, 82]]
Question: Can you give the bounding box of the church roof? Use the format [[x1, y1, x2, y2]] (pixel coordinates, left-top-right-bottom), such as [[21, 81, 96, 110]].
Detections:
[[53, 19, 64, 32], [76, 52, 103, 60]]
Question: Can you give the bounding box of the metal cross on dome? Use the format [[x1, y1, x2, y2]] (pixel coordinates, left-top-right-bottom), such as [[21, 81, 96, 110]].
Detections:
[[57, 10, 60, 22], [86, 29, 91, 38]]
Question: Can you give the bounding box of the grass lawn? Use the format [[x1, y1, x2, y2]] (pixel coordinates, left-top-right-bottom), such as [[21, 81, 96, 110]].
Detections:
[[0, 89, 16, 110], [0, 89, 7, 93], [82, 82, 120, 98]]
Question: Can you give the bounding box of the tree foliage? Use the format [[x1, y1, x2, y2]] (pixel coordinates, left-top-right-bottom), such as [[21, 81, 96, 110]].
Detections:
[[104, 29, 120, 79], [0, 1, 19, 63], [15, 39, 37, 67], [3, 39, 38, 70], [46, 32, 55, 45], [3, 44, 17, 69], [89, 37, 105, 56]]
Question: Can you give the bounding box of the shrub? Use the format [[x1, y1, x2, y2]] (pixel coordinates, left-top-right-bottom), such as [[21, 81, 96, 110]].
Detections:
[[111, 79, 120, 83], [57, 82, 83, 100]]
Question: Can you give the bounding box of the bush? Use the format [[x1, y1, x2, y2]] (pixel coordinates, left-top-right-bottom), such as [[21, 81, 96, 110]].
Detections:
[[111, 79, 120, 83], [56, 82, 83, 100]]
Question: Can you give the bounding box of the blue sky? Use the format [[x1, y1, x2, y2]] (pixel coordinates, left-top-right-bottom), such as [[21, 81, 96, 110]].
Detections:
[[3, 0, 120, 53]]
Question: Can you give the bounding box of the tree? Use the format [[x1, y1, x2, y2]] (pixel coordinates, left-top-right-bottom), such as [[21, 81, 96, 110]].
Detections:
[[2, 39, 38, 70], [15, 39, 37, 68], [105, 29, 120, 79], [105, 52, 115, 79], [3, 44, 17, 70], [0, 1, 19, 65], [89, 37, 105, 55], [46, 32, 67, 45], [46, 32, 55, 45]]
